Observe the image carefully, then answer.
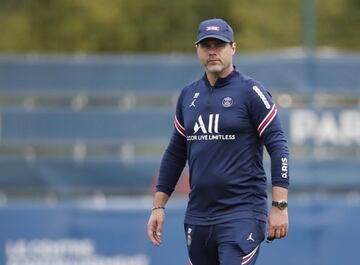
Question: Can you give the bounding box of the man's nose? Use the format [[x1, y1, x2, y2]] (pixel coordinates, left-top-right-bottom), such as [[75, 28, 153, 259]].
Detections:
[[208, 45, 217, 53]]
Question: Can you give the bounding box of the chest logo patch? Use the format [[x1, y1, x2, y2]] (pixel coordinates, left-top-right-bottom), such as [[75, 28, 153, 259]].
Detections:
[[222, 97, 233, 108], [187, 114, 236, 141]]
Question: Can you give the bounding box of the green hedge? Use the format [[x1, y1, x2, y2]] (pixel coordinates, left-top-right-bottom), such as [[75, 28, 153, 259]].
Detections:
[[0, 0, 358, 53]]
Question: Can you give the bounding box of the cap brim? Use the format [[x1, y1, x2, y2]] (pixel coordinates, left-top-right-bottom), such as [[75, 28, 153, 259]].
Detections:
[[195, 34, 231, 45]]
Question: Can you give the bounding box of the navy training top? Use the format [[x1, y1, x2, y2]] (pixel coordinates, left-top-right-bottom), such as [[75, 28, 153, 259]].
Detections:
[[156, 68, 290, 225]]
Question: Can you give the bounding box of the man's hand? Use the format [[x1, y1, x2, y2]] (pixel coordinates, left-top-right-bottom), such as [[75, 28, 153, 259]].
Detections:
[[267, 207, 288, 241], [147, 208, 165, 246]]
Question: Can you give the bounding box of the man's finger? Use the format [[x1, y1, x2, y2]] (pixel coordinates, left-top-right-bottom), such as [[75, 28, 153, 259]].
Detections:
[[275, 228, 281, 238], [147, 220, 161, 246], [152, 230, 161, 246], [268, 223, 275, 236], [266, 236, 275, 243], [150, 230, 161, 246]]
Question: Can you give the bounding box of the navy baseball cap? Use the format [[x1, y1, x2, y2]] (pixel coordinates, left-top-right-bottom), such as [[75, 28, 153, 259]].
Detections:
[[195, 18, 234, 45]]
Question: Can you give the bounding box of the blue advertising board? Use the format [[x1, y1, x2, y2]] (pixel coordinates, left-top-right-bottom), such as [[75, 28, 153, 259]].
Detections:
[[0, 197, 359, 265]]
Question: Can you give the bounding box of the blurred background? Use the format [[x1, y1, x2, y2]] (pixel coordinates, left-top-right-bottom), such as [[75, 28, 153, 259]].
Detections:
[[0, 0, 359, 265]]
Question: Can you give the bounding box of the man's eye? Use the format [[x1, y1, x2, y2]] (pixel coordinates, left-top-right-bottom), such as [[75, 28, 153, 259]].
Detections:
[[200, 42, 226, 49]]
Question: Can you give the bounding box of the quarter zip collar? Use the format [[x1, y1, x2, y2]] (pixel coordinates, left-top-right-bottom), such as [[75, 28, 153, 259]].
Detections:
[[202, 66, 238, 89]]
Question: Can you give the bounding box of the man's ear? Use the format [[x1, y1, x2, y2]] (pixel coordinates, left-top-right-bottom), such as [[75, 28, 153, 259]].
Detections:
[[231, 42, 237, 55]]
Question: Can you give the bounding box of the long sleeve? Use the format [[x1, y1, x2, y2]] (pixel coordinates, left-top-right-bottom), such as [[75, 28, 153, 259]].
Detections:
[[156, 91, 188, 196], [247, 81, 290, 188]]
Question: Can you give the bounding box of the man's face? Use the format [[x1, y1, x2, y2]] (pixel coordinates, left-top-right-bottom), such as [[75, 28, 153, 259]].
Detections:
[[196, 38, 236, 74]]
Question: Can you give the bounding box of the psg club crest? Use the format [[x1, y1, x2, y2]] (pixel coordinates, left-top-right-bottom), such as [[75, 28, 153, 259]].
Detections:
[[222, 97, 233, 107]]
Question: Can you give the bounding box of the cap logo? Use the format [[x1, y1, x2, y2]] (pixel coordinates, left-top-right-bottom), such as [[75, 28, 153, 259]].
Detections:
[[206, 26, 220, 31]]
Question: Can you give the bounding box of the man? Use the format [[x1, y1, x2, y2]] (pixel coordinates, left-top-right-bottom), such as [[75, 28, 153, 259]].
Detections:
[[147, 18, 289, 265]]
